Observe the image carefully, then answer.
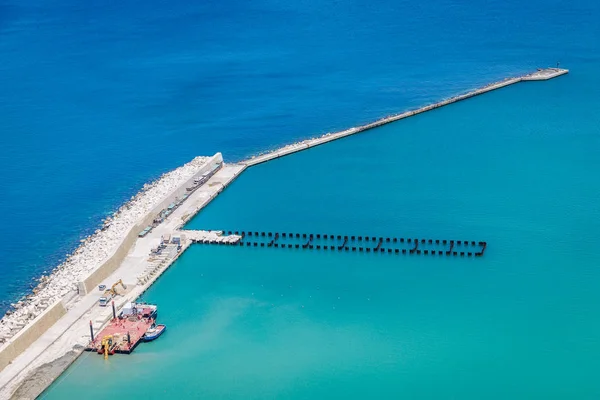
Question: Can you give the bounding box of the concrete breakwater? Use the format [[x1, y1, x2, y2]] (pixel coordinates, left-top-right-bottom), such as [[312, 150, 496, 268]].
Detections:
[[0, 67, 566, 347], [242, 68, 568, 166], [0, 67, 566, 399], [0, 161, 243, 399], [0, 155, 223, 367]]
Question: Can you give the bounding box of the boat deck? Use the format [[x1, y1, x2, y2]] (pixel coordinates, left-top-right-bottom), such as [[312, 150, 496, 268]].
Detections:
[[86, 316, 153, 354]]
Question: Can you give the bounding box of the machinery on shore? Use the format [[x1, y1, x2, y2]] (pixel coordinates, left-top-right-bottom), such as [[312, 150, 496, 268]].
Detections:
[[105, 280, 127, 297], [99, 279, 127, 307]]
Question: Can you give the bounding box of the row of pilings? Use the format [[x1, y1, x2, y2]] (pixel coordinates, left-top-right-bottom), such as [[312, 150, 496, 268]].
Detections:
[[190, 231, 487, 257]]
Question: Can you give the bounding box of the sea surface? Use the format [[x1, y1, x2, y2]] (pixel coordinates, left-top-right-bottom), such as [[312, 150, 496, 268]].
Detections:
[[1, 0, 600, 398]]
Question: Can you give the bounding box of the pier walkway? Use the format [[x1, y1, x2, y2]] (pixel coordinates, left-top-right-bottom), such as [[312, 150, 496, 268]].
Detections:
[[522, 68, 568, 81]]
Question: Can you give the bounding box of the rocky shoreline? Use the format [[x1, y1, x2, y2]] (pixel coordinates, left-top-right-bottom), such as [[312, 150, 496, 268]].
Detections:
[[0, 156, 210, 345]]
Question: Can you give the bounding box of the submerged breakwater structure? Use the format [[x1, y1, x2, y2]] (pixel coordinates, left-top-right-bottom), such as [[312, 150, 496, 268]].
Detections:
[[196, 231, 488, 257], [0, 67, 566, 399]]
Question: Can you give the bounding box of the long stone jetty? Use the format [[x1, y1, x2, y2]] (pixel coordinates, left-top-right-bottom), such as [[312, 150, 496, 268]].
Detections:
[[243, 68, 568, 166], [0, 67, 567, 399]]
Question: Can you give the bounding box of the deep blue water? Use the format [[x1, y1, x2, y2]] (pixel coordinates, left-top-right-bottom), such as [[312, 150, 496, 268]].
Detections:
[[2, 0, 600, 397], [2, 0, 598, 311]]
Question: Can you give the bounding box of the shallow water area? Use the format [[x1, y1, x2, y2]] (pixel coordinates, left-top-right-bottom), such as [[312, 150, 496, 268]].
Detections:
[[42, 67, 600, 399]]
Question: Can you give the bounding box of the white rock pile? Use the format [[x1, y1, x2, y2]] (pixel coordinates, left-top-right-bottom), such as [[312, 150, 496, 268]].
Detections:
[[0, 156, 210, 345], [185, 230, 241, 244]]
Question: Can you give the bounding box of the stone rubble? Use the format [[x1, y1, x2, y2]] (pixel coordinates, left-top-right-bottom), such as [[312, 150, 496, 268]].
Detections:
[[0, 156, 210, 344], [184, 230, 241, 244]]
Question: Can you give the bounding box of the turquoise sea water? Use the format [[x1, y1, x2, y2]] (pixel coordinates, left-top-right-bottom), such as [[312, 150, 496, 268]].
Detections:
[[42, 67, 600, 398], [2, 0, 600, 397], [1, 0, 599, 311]]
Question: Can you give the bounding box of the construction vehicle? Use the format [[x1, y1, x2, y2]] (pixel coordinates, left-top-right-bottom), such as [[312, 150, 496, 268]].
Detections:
[[104, 279, 127, 297], [99, 279, 127, 306]]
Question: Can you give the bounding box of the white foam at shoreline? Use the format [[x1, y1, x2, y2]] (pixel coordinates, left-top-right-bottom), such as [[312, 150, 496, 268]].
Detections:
[[0, 156, 210, 343]]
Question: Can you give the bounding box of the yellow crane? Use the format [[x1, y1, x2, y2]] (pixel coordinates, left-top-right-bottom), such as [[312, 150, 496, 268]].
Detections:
[[100, 335, 113, 360]]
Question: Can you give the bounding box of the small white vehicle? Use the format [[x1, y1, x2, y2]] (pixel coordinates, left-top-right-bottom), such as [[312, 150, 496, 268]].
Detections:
[[99, 297, 109, 307]]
